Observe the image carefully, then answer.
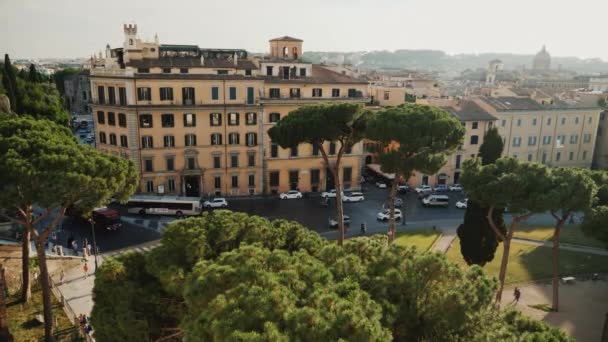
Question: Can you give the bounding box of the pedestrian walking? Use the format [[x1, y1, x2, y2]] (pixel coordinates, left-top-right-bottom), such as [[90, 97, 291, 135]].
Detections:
[[513, 287, 521, 304], [59, 270, 65, 285], [83, 262, 89, 279], [360, 222, 367, 236], [74, 240, 79, 255], [87, 243, 92, 256]]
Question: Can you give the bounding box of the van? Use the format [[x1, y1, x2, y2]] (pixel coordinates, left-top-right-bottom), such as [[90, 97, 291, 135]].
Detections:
[[422, 194, 449, 207]]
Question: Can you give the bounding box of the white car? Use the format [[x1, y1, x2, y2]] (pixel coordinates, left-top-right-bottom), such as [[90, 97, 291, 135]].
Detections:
[[434, 184, 448, 192], [342, 192, 365, 202], [280, 190, 302, 200], [203, 198, 228, 208], [449, 184, 463, 192], [377, 208, 402, 221], [398, 184, 410, 193], [376, 182, 387, 189], [415, 185, 432, 193], [321, 189, 341, 198], [456, 198, 468, 209], [329, 215, 351, 228]]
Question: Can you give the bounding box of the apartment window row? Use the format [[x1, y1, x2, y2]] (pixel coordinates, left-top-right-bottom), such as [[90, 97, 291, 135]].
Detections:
[[268, 167, 352, 188], [267, 87, 356, 99], [144, 155, 258, 174], [97, 111, 127, 127], [142, 132, 258, 148], [96, 86, 127, 105], [269, 141, 351, 158], [98, 132, 128, 147], [512, 134, 592, 147], [140, 112, 258, 128], [500, 115, 591, 128], [135, 86, 249, 103]]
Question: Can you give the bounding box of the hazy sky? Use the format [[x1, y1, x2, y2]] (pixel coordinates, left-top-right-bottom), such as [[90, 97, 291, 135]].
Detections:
[[1, 0, 606, 60]]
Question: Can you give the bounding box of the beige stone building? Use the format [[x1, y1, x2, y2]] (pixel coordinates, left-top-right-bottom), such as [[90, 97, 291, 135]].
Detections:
[[474, 97, 601, 168], [89, 25, 369, 197]]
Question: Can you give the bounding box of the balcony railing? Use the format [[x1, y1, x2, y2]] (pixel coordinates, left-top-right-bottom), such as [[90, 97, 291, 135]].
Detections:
[[90, 68, 135, 77], [260, 95, 370, 102]]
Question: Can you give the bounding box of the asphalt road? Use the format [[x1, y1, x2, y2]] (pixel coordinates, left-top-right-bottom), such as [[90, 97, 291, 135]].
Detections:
[[225, 184, 468, 234], [55, 216, 161, 254]]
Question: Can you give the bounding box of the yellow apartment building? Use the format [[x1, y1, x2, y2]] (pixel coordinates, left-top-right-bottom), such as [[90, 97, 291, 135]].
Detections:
[[89, 25, 369, 197], [474, 96, 601, 167]]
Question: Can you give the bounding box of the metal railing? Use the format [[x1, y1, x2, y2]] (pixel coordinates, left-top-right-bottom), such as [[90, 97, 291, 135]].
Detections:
[[49, 276, 95, 342]]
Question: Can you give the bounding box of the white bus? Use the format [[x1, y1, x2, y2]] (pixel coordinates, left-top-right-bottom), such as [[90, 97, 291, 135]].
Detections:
[[126, 195, 202, 217]]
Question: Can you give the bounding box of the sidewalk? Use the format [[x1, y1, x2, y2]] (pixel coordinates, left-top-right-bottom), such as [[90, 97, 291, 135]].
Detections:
[[430, 228, 457, 253], [51, 240, 161, 321]]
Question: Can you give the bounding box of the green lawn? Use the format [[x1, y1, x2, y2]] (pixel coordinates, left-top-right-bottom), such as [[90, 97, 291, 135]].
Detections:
[[446, 238, 608, 284], [393, 229, 441, 252], [514, 224, 606, 249], [7, 285, 83, 342]]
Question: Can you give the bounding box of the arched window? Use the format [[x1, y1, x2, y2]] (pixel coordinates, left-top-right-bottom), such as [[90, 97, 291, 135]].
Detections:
[[283, 46, 288, 57], [129, 39, 133, 45], [292, 47, 298, 59]]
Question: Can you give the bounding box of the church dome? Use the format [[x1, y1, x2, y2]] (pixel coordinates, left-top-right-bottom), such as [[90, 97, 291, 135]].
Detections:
[[533, 45, 551, 70]]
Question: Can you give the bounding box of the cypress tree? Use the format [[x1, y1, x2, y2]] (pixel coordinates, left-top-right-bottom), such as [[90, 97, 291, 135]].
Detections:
[[457, 127, 506, 266], [2, 55, 17, 112], [28, 64, 38, 83]]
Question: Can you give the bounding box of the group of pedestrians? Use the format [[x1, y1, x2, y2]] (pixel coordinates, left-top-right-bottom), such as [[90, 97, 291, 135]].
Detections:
[[65, 236, 93, 257], [78, 314, 93, 335]]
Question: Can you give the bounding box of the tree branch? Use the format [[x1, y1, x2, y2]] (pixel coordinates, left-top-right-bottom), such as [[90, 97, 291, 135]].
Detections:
[[550, 210, 561, 222], [154, 331, 183, 342], [40, 207, 66, 241], [32, 208, 53, 226], [0, 211, 26, 226], [486, 206, 506, 241]]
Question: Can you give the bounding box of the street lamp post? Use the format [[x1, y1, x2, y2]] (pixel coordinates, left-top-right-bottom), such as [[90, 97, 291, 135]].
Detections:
[[88, 218, 99, 272]]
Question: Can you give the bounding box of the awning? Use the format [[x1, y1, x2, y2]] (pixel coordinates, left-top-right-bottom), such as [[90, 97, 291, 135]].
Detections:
[[366, 164, 395, 180]]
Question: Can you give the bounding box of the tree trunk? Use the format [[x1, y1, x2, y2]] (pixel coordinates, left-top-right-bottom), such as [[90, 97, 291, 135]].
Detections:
[[333, 166, 346, 246], [387, 179, 399, 245], [0, 265, 14, 342], [495, 222, 515, 305], [552, 218, 566, 312], [21, 226, 31, 303], [34, 239, 54, 341]]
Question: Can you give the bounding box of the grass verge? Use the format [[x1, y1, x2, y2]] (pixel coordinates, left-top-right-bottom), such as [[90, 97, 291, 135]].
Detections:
[[7, 285, 83, 342], [515, 224, 606, 249], [393, 229, 441, 252], [446, 238, 608, 284]]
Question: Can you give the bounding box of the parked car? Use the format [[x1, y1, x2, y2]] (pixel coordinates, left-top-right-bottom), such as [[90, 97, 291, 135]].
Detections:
[[398, 184, 410, 193], [449, 184, 463, 192], [202, 198, 228, 208], [279, 190, 302, 200], [415, 185, 432, 193], [434, 184, 448, 192], [329, 215, 351, 228], [456, 198, 468, 209], [376, 182, 388, 189], [377, 208, 402, 221], [384, 198, 403, 208], [422, 194, 450, 207], [321, 189, 340, 198], [342, 192, 365, 202]]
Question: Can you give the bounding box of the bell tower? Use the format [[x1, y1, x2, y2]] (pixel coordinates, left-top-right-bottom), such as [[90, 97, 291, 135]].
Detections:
[[268, 36, 303, 60], [123, 23, 138, 50]]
